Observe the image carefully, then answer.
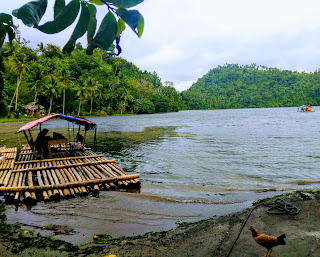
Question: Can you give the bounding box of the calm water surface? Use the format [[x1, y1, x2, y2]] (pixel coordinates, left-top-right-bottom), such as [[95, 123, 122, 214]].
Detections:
[[6, 107, 320, 243]]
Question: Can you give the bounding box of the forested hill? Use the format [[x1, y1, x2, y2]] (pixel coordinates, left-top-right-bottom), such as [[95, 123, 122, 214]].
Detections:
[[180, 64, 320, 110], [0, 40, 181, 118]]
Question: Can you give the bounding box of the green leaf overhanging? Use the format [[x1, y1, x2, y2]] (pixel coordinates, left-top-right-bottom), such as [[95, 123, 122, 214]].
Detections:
[[0, 24, 6, 47], [87, 4, 97, 44], [109, 0, 144, 8], [89, 0, 104, 6], [117, 8, 144, 37], [0, 13, 14, 26], [86, 11, 118, 55], [117, 18, 126, 36], [12, 0, 47, 27], [63, 2, 91, 54], [54, 0, 66, 19], [4, 25, 15, 43], [36, 0, 80, 34]]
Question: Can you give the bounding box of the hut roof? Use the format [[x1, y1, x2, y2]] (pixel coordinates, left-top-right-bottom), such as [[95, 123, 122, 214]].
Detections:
[[17, 114, 97, 133]]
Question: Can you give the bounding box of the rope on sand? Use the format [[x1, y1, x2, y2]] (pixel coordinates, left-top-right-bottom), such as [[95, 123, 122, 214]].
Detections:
[[226, 198, 300, 257]]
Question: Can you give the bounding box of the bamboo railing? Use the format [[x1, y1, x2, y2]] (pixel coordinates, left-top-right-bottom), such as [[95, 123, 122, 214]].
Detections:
[[0, 145, 140, 203]]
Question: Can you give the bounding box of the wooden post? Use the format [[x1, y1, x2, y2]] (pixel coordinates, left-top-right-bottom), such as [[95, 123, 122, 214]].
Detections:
[[83, 127, 87, 148], [23, 131, 32, 151]]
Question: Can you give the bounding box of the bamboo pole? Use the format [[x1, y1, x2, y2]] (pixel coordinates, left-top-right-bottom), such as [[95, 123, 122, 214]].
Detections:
[[54, 160, 71, 197], [22, 172, 32, 201], [15, 154, 106, 164], [42, 169, 53, 199], [11, 159, 116, 173], [74, 166, 91, 194], [0, 174, 140, 192], [46, 169, 60, 198], [28, 171, 37, 201], [37, 170, 49, 201], [62, 168, 75, 195], [14, 172, 23, 202], [66, 167, 80, 194], [38, 161, 51, 200]]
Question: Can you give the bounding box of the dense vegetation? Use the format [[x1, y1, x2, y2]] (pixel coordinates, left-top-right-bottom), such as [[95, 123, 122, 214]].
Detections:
[[181, 64, 320, 110], [0, 39, 181, 117]]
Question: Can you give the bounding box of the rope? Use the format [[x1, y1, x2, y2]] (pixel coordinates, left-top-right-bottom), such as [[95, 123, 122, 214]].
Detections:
[[226, 198, 300, 257]]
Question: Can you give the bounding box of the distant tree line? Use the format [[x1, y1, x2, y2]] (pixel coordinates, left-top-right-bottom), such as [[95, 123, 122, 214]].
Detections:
[[181, 64, 320, 110], [0, 39, 181, 117]]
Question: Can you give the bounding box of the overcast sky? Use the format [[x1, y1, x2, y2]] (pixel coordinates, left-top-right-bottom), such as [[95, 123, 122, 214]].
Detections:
[[3, 0, 320, 91]]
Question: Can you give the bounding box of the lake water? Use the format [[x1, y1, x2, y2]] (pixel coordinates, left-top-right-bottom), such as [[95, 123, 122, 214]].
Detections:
[[6, 107, 320, 243]]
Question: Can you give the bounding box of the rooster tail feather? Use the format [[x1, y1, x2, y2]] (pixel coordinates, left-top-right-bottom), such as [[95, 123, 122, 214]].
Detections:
[[277, 234, 286, 245]]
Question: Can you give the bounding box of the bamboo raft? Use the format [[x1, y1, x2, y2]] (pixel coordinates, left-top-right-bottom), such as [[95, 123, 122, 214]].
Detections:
[[0, 145, 140, 203]]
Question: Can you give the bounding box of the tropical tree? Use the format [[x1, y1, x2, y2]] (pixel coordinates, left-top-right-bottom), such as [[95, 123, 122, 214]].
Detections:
[[27, 61, 47, 116], [75, 82, 89, 116], [57, 65, 74, 114], [84, 76, 101, 113], [7, 50, 28, 111], [43, 75, 60, 115]]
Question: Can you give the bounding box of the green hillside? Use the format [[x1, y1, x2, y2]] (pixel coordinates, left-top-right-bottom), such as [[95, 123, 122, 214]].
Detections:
[[181, 64, 320, 109], [0, 40, 181, 118]]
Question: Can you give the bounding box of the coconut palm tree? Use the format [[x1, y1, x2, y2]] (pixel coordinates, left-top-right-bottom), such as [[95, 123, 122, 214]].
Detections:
[[56, 65, 74, 114], [28, 61, 47, 116], [43, 75, 60, 115], [119, 86, 133, 114], [8, 50, 28, 112], [84, 77, 102, 113], [75, 82, 89, 116]]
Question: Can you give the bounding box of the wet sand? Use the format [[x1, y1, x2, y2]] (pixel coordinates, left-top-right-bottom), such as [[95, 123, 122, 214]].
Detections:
[[79, 191, 320, 257], [5, 190, 251, 245], [1, 191, 320, 256]]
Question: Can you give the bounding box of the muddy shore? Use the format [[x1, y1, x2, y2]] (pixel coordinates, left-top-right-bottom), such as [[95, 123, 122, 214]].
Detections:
[[0, 190, 319, 256]]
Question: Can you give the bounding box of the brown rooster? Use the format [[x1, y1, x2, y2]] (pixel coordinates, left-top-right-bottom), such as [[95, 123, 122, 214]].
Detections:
[[249, 226, 286, 257]]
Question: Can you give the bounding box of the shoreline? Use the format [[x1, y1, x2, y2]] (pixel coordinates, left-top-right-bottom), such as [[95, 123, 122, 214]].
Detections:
[[1, 190, 319, 256]]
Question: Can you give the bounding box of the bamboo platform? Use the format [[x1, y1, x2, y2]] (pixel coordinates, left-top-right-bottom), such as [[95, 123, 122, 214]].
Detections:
[[0, 145, 140, 203]]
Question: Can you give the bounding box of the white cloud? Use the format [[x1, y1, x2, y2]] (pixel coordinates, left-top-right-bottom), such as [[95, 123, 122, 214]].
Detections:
[[3, 0, 320, 91]]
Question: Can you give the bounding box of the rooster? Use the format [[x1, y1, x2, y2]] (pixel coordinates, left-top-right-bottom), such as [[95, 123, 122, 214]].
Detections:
[[249, 226, 286, 257]]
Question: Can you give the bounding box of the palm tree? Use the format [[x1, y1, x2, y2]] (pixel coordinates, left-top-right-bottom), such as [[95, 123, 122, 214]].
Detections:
[[28, 62, 47, 116], [8, 50, 28, 112], [119, 86, 133, 114], [43, 75, 60, 115], [84, 77, 101, 113], [75, 82, 89, 116], [56, 65, 74, 114]]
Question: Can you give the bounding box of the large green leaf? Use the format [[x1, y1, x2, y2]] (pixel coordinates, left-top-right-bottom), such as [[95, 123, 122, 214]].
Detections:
[[54, 0, 65, 19], [117, 8, 144, 37], [4, 25, 15, 43], [87, 4, 97, 43], [117, 18, 126, 36], [89, 0, 104, 5], [0, 13, 14, 25], [0, 24, 6, 47], [12, 0, 47, 27], [63, 2, 90, 54], [36, 0, 80, 34], [86, 11, 117, 55], [110, 0, 144, 8]]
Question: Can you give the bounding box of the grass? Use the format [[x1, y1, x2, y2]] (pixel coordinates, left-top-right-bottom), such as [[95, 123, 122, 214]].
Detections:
[[0, 116, 35, 123]]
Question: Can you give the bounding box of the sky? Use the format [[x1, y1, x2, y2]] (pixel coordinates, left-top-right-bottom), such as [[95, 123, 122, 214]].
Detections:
[[3, 0, 320, 91]]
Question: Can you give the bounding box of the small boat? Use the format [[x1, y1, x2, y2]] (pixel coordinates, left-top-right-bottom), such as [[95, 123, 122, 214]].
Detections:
[[0, 114, 140, 203], [297, 105, 314, 112]]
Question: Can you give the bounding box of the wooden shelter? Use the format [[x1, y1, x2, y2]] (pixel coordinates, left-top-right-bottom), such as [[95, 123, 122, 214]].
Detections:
[[24, 102, 46, 116], [0, 114, 140, 203]]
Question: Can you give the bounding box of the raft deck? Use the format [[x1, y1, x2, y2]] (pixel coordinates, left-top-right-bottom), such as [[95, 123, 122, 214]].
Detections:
[[0, 145, 140, 203]]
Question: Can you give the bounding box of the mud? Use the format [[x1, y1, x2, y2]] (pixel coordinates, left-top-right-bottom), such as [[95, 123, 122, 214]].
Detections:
[[1, 191, 319, 257]]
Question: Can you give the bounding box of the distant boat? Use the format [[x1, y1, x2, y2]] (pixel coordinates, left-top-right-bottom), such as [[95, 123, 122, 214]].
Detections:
[[297, 105, 314, 112]]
